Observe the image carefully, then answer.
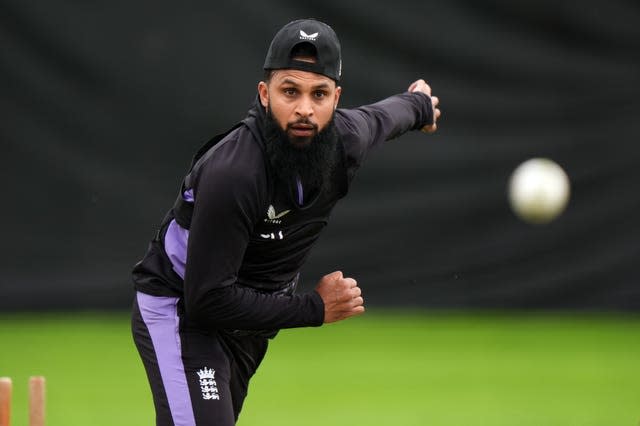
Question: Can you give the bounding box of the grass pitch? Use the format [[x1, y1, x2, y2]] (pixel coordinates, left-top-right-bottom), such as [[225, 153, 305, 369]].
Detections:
[[0, 310, 638, 425]]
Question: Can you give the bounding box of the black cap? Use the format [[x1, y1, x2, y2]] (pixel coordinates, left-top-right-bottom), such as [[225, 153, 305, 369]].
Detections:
[[263, 19, 342, 81]]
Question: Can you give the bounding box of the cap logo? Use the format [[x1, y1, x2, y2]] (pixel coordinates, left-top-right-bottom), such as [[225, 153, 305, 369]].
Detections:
[[299, 30, 319, 41]]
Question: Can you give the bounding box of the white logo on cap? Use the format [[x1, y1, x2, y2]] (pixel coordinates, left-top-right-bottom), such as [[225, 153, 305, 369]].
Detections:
[[299, 30, 318, 41]]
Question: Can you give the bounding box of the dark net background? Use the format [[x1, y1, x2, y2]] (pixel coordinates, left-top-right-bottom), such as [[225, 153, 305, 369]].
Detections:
[[2, 0, 639, 311]]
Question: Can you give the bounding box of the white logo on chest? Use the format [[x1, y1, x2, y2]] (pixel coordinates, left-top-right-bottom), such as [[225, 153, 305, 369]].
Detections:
[[260, 230, 284, 240], [264, 205, 290, 224]]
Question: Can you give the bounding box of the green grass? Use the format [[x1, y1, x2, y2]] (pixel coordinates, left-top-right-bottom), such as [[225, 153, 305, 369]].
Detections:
[[1, 310, 639, 425]]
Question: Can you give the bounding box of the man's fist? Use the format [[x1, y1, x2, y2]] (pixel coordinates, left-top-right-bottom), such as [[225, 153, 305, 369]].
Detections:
[[408, 79, 441, 133], [315, 271, 365, 323]]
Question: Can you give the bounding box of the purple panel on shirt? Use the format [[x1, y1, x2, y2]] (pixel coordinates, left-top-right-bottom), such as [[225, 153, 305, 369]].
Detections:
[[164, 189, 194, 279], [165, 219, 189, 279], [296, 178, 303, 205], [137, 292, 196, 426], [183, 188, 194, 202]]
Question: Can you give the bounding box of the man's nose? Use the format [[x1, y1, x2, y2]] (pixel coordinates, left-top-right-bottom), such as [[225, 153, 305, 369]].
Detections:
[[295, 95, 314, 118]]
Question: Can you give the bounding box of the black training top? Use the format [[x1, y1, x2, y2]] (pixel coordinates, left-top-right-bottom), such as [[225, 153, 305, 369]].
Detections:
[[132, 91, 433, 331]]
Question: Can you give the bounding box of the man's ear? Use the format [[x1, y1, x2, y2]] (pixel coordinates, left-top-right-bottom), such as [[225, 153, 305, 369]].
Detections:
[[334, 86, 342, 110], [258, 81, 269, 108]]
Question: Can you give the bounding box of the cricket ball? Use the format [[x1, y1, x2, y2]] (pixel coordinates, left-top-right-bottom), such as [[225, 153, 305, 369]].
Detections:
[[508, 158, 571, 224]]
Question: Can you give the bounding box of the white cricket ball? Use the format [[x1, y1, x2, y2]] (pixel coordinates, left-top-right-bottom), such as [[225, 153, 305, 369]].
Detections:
[[508, 158, 571, 224]]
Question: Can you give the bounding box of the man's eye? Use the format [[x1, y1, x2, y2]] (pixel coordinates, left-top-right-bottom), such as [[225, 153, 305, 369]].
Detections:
[[284, 88, 297, 96], [314, 91, 327, 98]]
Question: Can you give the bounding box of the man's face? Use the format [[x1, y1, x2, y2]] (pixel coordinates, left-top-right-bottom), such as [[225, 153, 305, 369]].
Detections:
[[258, 69, 341, 147]]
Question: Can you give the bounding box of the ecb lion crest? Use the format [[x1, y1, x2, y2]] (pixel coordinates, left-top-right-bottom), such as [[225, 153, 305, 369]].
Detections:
[[197, 367, 220, 400]]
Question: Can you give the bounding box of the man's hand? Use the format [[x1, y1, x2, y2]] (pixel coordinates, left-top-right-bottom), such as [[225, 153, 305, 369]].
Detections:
[[408, 79, 441, 133], [315, 271, 365, 323]]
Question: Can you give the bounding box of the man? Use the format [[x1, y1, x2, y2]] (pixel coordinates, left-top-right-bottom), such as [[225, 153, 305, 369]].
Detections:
[[131, 18, 440, 426]]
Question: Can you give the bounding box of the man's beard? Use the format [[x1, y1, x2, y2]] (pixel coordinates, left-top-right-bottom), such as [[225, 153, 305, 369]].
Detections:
[[263, 107, 339, 196]]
